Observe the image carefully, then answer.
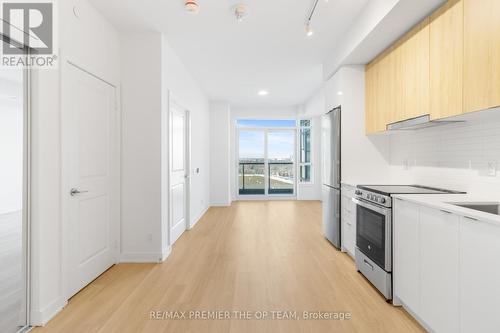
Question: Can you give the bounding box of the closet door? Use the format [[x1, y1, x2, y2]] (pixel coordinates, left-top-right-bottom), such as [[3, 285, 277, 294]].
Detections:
[[0, 65, 29, 332]]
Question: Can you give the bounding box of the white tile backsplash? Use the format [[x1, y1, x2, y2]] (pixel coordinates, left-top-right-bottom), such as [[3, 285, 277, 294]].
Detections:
[[389, 110, 500, 197]]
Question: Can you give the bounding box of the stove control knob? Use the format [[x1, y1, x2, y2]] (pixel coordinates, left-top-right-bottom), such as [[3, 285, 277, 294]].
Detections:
[[380, 197, 386, 204], [355, 190, 362, 196]]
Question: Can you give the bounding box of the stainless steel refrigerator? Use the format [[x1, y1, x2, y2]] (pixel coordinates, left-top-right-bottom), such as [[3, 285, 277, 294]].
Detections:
[[322, 107, 341, 249]]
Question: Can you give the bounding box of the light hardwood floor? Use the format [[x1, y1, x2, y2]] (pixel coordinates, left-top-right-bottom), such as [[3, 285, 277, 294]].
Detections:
[[34, 201, 423, 333]]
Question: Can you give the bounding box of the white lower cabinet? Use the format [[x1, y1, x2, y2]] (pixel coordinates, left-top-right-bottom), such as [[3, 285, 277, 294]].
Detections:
[[341, 184, 356, 257], [394, 199, 500, 333], [393, 199, 420, 312], [460, 216, 500, 333], [420, 207, 459, 333]]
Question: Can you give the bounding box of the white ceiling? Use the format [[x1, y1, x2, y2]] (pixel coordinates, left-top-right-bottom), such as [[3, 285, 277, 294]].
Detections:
[[88, 0, 369, 107]]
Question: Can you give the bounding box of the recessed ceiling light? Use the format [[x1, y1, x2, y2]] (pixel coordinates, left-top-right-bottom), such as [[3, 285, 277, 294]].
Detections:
[[337, 91, 344, 96], [258, 90, 269, 96]]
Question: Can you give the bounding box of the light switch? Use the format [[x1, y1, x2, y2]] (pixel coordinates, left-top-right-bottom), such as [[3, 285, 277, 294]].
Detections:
[[488, 161, 497, 176]]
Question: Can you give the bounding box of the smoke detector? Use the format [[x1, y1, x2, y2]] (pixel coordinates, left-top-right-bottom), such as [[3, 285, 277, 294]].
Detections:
[[185, 0, 199, 14], [233, 4, 248, 22]]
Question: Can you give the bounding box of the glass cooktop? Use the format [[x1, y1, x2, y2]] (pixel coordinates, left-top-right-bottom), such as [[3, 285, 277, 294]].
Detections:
[[357, 185, 465, 196]]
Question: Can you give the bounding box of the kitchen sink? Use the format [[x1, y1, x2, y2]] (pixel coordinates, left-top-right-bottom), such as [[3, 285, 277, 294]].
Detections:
[[448, 203, 500, 216]]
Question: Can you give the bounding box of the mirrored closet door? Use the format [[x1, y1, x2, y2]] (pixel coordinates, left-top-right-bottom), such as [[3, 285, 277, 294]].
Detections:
[[0, 59, 29, 332]]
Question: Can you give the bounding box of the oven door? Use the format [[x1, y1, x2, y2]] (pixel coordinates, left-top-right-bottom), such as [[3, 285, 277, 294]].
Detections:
[[353, 198, 392, 272]]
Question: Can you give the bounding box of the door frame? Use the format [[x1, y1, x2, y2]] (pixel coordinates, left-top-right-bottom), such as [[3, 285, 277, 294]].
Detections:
[[167, 93, 191, 245], [235, 125, 297, 200], [60, 57, 121, 300]]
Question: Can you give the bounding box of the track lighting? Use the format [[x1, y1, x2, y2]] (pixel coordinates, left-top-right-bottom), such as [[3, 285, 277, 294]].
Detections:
[[306, 23, 314, 37], [305, 0, 319, 37]]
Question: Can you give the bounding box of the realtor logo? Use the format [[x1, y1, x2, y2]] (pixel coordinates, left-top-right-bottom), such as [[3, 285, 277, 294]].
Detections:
[[1, 0, 57, 68]]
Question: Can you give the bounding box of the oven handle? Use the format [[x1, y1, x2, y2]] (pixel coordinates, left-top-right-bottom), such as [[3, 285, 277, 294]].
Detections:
[[363, 259, 374, 270], [352, 198, 391, 216]]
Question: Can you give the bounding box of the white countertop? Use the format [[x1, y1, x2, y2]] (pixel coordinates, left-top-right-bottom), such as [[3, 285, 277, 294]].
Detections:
[[393, 193, 500, 225]]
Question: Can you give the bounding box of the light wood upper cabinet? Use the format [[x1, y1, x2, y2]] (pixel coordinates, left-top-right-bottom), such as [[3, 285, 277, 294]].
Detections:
[[365, 19, 430, 133], [365, 52, 391, 134], [397, 18, 430, 122], [365, 0, 500, 134], [430, 0, 464, 120], [464, 0, 500, 113]]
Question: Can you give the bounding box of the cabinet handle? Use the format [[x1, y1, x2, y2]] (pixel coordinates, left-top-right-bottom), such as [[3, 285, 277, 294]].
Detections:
[[463, 216, 479, 222], [395, 198, 403, 201], [363, 259, 374, 270], [440, 210, 452, 214]]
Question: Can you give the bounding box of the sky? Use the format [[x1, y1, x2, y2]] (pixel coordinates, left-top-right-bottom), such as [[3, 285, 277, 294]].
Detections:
[[238, 120, 295, 160]]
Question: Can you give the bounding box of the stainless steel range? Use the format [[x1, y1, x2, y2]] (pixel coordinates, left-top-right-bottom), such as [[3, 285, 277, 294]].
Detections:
[[353, 185, 464, 301]]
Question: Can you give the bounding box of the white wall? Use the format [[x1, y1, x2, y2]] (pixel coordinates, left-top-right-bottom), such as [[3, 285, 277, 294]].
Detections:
[[120, 34, 211, 260], [298, 89, 324, 200], [325, 66, 392, 186], [162, 36, 211, 228], [120, 33, 164, 262], [389, 108, 500, 197], [0, 77, 23, 214], [209, 102, 231, 206], [323, 0, 400, 78], [30, 0, 121, 325]]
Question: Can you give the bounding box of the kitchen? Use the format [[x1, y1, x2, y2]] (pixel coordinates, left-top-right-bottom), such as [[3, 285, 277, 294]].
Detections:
[[2, 0, 500, 332], [319, 0, 500, 332]]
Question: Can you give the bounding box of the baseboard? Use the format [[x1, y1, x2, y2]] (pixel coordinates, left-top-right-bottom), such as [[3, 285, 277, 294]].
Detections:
[[210, 202, 232, 207], [119, 252, 165, 263], [161, 246, 172, 262], [189, 205, 209, 230], [30, 296, 67, 326]]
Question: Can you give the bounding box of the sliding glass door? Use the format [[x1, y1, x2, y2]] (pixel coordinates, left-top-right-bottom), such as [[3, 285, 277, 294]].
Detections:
[[267, 131, 294, 195], [238, 125, 296, 197], [0, 66, 29, 331], [238, 130, 266, 195]]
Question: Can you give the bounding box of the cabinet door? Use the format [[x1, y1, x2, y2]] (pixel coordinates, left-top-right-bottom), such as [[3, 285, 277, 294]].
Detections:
[[464, 0, 500, 113], [399, 18, 430, 121], [460, 217, 500, 333], [420, 207, 459, 333], [430, 0, 463, 120], [341, 195, 356, 256], [365, 56, 389, 134], [393, 199, 420, 310]]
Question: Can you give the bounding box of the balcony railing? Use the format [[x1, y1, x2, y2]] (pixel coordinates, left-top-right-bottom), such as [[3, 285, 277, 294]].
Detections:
[[239, 162, 294, 195]]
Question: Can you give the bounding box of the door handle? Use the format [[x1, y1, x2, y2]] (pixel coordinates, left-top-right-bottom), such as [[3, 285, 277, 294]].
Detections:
[[70, 188, 89, 196]]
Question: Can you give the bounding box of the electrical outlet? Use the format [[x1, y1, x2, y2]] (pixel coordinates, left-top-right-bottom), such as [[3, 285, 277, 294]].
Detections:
[[488, 161, 497, 176]]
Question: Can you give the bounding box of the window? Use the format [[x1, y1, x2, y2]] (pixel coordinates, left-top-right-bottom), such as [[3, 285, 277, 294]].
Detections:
[[299, 119, 312, 183], [236, 119, 296, 128], [237, 119, 296, 196]]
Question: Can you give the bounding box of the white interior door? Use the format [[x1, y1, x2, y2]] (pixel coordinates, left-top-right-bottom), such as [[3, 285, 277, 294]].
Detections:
[[63, 63, 119, 298], [170, 102, 189, 245]]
